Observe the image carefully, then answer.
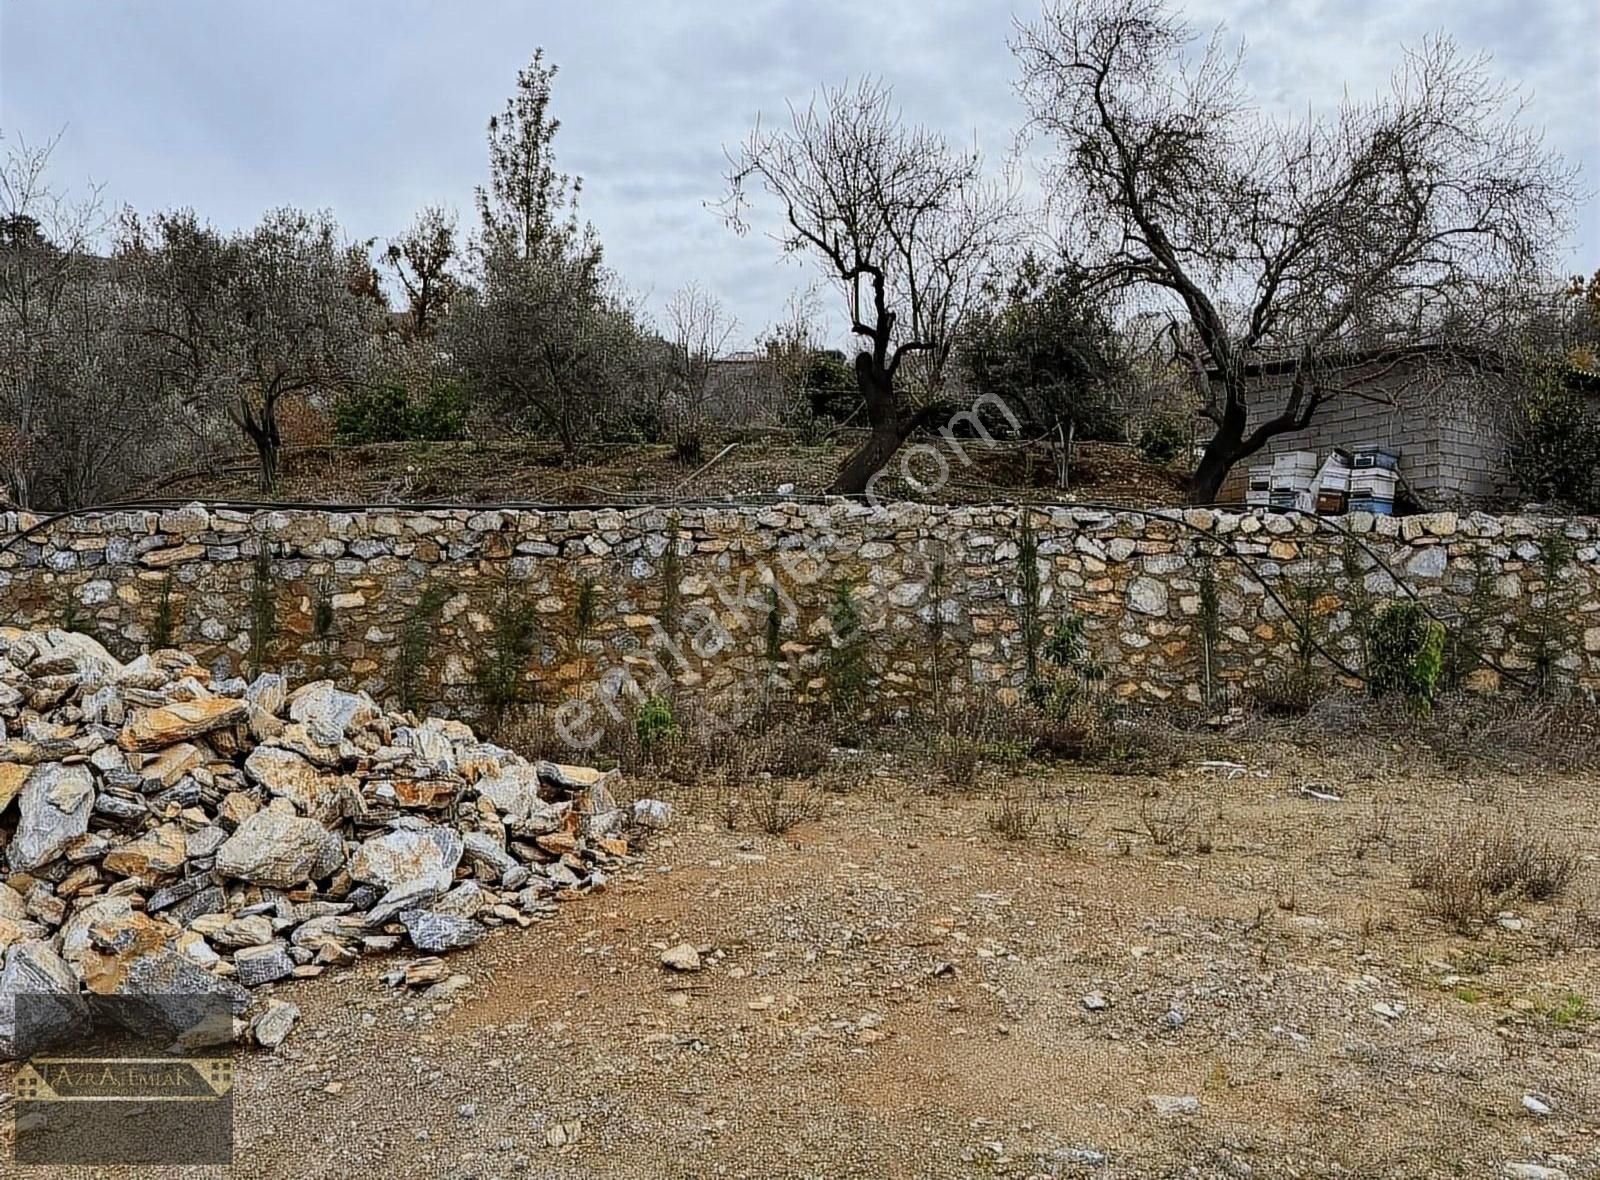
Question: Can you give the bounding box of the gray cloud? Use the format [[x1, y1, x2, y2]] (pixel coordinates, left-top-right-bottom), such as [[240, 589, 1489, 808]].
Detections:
[[2, 0, 1593, 348]]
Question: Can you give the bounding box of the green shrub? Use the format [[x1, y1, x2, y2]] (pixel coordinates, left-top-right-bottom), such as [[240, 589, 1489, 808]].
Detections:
[[1340, 540, 1377, 677], [671, 428, 704, 467], [1135, 414, 1188, 463], [635, 693, 678, 751], [925, 552, 949, 715], [764, 585, 783, 669], [1013, 512, 1104, 709], [1513, 529, 1583, 698], [248, 547, 277, 678], [574, 575, 600, 640], [333, 377, 468, 445], [149, 573, 178, 650], [825, 580, 871, 719], [1441, 564, 1497, 690], [1015, 513, 1044, 687], [475, 587, 540, 734], [1367, 601, 1446, 714], [1042, 613, 1096, 675], [1506, 350, 1600, 512], [1028, 611, 1103, 717], [59, 593, 90, 636], [1195, 547, 1223, 706], [309, 575, 338, 678], [396, 585, 449, 714], [1281, 564, 1332, 691], [658, 516, 682, 634]]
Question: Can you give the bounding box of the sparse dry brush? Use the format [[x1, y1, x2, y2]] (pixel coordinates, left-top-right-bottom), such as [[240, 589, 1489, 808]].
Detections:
[[931, 733, 984, 789], [987, 787, 1042, 842], [1409, 817, 1582, 933], [750, 779, 825, 835], [1138, 787, 1216, 854]]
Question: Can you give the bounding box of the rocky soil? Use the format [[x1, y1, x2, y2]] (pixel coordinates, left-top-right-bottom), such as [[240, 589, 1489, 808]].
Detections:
[[4, 718, 1595, 1179]]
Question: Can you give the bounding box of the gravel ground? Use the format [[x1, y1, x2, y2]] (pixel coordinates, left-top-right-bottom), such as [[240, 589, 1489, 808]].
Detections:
[[7, 749, 1599, 1179]]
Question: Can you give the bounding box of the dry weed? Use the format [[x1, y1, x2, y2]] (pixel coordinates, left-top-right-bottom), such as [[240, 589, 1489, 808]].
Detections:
[[987, 787, 1042, 842], [749, 780, 825, 835], [1138, 788, 1214, 854], [1409, 818, 1583, 933]]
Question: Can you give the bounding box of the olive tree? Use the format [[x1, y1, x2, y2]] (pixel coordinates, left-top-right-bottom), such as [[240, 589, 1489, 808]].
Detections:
[[1014, 0, 1578, 503], [960, 255, 1131, 443], [725, 79, 1021, 494], [448, 246, 644, 455], [0, 135, 192, 509], [121, 207, 380, 491]]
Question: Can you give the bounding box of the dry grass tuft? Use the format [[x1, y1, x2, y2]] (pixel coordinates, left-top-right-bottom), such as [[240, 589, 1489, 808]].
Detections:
[[750, 780, 825, 835], [1409, 817, 1582, 933], [1138, 788, 1216, 854], [987, 787, 1042, 842]]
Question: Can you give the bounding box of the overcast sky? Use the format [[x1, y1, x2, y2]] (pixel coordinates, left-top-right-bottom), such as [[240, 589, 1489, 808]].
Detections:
[[2, 0, 1595, 348]]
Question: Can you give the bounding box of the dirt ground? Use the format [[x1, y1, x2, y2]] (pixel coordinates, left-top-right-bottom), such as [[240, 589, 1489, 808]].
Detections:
[[7, 739, 1599, 1179], [148, 436, 1190, 509]]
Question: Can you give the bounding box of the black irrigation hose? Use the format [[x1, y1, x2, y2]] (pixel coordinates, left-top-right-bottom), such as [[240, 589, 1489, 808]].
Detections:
[[1004, 499, 1373, 682], [1279, 507, 1543, 693], [987, 498, 1543, 691], [0, 494, 1554, 691]]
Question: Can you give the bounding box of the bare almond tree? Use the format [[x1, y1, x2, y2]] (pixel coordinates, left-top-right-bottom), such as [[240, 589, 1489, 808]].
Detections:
[[663, 281, 737, 436], [1014, 0, 1578, 503], [725, 79, 1021, 494], [0, 133, 107, 507]]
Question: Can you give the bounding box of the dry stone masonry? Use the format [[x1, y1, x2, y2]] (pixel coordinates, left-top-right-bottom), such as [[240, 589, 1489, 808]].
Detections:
[[0, 627, 658, 1058], [3, 502, 1599, 715]]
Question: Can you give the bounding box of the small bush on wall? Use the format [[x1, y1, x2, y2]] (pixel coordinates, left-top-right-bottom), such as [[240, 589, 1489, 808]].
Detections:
[[1366, 601, 1446, 714]]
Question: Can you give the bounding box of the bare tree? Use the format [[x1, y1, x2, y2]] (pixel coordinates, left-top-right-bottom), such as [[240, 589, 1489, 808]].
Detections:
[[1014, 0, 1578, 503], [0, 133, 108, 507], [383, 205, 458, 339], [725, 79, 1021, 494], [663, 281, 737, 436]]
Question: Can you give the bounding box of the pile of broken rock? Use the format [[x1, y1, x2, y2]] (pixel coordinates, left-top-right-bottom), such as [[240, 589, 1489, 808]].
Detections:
[[0, 628, 661, 1057]]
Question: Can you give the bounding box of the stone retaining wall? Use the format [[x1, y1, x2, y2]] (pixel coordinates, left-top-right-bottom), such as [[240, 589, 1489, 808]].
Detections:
[[3, 502, 1598, 720]]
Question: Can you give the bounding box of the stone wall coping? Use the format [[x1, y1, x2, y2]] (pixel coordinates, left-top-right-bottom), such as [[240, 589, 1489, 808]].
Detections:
[[6, 500, 1598, 550]]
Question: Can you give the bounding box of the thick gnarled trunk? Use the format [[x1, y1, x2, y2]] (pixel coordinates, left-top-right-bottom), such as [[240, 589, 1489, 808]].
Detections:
[[828, 354, 914, 495], [239, 392, 283, 493], [1187, 438, 1238, 505], [831, 423, 914, 495], [1187, 378, 1251, 505]]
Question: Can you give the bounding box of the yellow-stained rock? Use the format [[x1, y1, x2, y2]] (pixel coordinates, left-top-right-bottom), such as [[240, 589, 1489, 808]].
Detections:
[[120, 698, 249, 751], [103, 823, 188, 878]]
